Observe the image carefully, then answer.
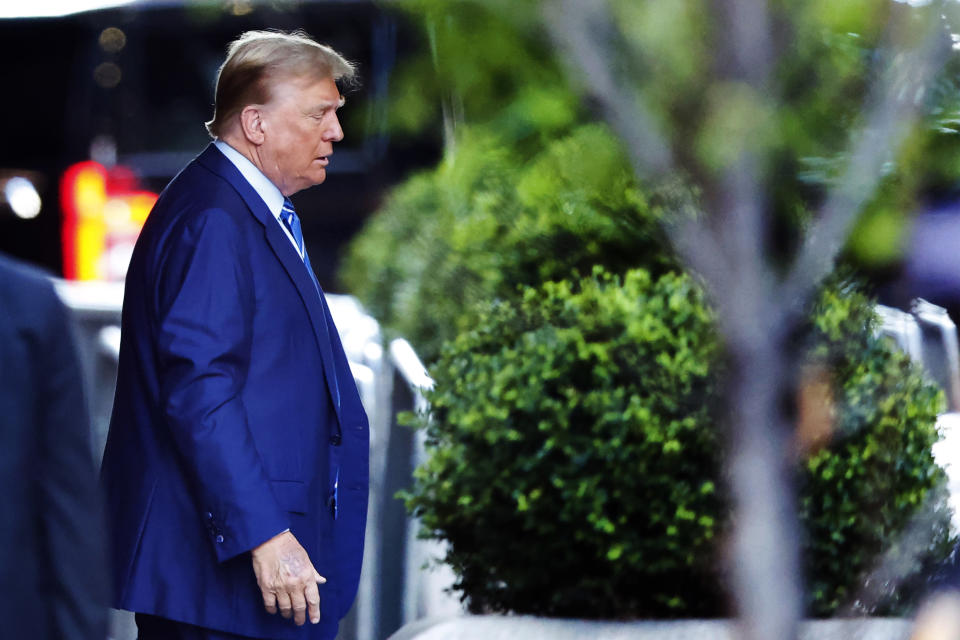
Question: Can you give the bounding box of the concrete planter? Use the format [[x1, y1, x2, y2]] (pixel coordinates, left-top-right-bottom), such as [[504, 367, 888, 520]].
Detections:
[[387, 615, 913, 640]]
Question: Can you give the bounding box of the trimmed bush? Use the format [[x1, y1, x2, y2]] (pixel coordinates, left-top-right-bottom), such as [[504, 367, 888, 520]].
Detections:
[[341, 124, 675, 363], [403, 269, 953, 618]]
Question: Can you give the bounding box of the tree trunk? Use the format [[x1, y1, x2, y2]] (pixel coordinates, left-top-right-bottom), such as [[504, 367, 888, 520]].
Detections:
[[725, 336, 802, 640]]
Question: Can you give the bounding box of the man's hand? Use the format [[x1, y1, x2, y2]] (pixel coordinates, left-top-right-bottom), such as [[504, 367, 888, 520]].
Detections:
[[251, 530, 326, 626]]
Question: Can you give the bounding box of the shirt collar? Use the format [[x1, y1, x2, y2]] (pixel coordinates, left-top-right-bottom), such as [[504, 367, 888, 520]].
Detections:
[[213, 139, 285, 221]]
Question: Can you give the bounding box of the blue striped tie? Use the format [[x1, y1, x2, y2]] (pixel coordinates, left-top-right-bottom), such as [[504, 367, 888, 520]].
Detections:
[[279, 198, 343, 519], [280, 198, 321, 292]]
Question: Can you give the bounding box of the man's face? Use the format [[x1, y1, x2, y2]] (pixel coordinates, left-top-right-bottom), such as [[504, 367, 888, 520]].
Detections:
[[258, 74, 345, 197]]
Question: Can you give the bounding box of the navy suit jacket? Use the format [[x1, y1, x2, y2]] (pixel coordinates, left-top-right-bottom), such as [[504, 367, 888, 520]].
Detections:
[[101, 144, 369, 640], [0, 253, 109, 640]]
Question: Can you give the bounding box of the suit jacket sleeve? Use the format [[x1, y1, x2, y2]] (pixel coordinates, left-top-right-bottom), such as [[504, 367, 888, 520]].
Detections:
[[36, 278, 110, 640], [156, 208, 289, 561]]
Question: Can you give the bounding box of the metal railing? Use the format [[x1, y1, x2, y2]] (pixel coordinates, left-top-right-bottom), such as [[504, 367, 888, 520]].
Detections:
[[876, 299, 960, 413], [877, 299, 960, 535]]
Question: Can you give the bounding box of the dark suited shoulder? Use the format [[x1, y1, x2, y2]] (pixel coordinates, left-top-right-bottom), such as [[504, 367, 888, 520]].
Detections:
[[0, 253, 58, 314], [127, 151, 264, 322], [0, 253, 109, 640], [135, 153, 254, 259]]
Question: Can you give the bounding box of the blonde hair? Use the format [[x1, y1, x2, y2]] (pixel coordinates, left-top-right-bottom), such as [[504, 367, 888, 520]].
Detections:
[[205, 30, 356, 138]]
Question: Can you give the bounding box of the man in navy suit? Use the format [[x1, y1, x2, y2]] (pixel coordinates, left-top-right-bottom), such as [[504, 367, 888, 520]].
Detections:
[[101, 31, 369, 640], [0, 253, 109, 640]]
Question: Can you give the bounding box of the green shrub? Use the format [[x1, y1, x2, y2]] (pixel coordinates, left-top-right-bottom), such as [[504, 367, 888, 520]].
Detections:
[[341, 124, 675, 363], [341, 130, 522, 362], [403, 268, 953, 618]]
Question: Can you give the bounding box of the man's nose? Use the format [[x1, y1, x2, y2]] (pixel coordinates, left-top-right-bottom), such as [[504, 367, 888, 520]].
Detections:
[[325, 114, 344, 142]]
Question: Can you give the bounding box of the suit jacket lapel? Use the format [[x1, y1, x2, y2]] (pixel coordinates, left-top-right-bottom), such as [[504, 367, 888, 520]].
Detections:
[[196, 144, 343, 427]]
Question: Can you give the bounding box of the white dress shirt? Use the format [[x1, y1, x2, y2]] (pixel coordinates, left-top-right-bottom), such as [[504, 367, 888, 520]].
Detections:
[[213, 140, 303, 259]]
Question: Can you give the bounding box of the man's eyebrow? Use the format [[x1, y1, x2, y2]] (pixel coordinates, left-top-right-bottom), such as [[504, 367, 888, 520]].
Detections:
[[307, 96, 346, 113]]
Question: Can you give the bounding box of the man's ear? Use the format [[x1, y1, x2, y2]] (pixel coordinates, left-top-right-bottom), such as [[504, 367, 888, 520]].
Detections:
[[239, 105, 266, 145]]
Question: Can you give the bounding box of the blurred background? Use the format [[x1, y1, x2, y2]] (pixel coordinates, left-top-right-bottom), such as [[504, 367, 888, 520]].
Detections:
[[0, 0, 440, 289]]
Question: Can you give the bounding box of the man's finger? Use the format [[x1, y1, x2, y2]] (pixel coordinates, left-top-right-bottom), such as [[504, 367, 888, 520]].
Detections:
[[276, 590, 293, 619], [315, 570, 326, 584], [290, 589, 308, 626], [305, 580, 321, 624], [262, 589, 278, 615]]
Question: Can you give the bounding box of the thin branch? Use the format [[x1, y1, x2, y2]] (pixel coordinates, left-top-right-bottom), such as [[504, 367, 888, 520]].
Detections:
[[837, 492, 950, 618], [715, 0, 777, 88], [711, 0, 777, 321], [707, 164, 779, 345], [778, 4, 951, 323], [672, 218, 731, 295], [545, 0, 786, 323], [544, 0, 674, 177], [545, 0, 737, 295]]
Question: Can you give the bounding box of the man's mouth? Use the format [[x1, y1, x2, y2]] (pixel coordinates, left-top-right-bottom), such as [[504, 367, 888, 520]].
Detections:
[[317, 155, 331, 166]]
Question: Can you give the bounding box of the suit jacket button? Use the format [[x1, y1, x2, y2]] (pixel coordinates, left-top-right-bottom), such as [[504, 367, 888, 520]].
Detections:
[[330, 434, 342, 446], [205, 512, 213, 521], [216, 534, 224, 544]]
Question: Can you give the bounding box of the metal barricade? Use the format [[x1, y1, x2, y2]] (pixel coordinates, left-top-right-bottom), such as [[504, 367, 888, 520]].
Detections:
[[912, 299, 960, 412], [878, 299, 960, 534]]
